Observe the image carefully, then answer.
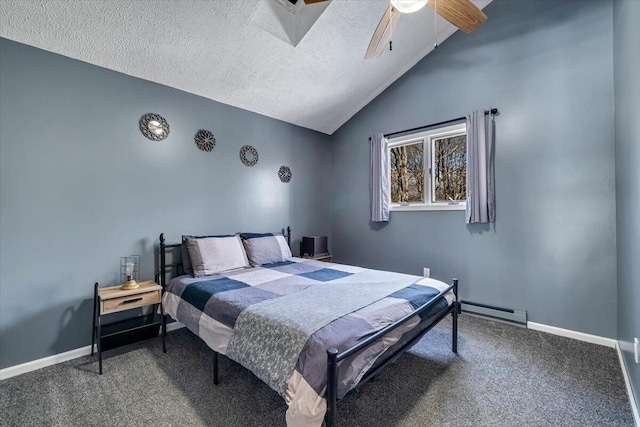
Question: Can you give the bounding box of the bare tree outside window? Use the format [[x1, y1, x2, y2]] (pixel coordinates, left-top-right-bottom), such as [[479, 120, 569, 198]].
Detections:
[[390, 142, 424, 203], [433, 135, 466, 202], [388, 124, 466, 210]]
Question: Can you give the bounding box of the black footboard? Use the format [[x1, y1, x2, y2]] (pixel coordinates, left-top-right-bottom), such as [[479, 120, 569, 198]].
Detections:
[[325, 279, 459, 427]]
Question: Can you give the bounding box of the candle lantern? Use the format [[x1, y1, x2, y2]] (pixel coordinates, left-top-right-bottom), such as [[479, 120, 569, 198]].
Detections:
[[120, 255, 140, 290]]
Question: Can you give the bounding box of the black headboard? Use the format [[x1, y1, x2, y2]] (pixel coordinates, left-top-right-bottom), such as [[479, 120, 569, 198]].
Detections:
[[157, 233, 181, 290], [158, 226, 292, 290], [284, 225, 291, 247]]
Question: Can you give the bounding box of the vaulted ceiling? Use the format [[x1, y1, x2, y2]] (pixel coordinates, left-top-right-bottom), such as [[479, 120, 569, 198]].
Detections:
[[0, 0, 491, 134]]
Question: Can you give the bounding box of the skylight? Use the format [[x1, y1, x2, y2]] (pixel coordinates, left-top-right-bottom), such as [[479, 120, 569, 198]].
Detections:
[[251, 0, 331, 47]]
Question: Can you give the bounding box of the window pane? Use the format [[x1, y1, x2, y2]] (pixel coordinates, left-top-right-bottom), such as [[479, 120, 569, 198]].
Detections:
[[390, 142, 424, 203], [433, 135, 466, 202]]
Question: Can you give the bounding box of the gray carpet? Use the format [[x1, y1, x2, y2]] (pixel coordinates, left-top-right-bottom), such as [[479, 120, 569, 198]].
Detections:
[[0, 315, 634, 427]]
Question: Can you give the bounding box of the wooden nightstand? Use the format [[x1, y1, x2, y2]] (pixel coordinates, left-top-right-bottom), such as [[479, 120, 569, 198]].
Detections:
[[302, 253, 333, 262], [91, 281, 162, 374]]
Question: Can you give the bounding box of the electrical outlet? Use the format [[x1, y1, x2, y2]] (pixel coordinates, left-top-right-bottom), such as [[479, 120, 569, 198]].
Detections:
[[635, 338, 639, 364], [423, 268, 430, 278]]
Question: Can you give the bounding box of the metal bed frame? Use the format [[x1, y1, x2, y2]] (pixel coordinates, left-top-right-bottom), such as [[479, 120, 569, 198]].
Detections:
[[157, 227, 460, 427]]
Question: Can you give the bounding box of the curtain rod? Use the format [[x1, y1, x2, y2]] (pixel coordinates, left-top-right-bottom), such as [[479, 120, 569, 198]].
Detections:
[[369, 108, 499, 141]]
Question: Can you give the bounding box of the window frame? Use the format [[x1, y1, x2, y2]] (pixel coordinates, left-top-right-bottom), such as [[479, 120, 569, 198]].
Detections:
[[388, 123, 467, 212]]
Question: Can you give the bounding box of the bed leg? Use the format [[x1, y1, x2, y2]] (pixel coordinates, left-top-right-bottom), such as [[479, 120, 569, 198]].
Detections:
[[325, 348, 338, 427], [213, 351, 219, 386], [91, 283, 97, 357], [452, 304, 458, 353], [159, 232, 167, 353], [452, 278, 459, 353], [161, 313, 167, 353]]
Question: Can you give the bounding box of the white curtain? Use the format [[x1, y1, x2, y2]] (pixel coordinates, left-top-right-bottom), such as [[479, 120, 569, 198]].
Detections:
[[370, 132, 390, 222], [466, 110, 495, 223]]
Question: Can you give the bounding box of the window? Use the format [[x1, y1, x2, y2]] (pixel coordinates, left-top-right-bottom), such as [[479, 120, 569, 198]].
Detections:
[[389, 123, 467, 211]]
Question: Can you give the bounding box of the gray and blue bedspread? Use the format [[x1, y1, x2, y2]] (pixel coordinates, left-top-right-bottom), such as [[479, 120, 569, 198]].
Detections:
[[163, 257, 453, 427]]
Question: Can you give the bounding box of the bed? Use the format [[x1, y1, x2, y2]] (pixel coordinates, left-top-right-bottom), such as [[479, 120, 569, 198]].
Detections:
[[157, 228, 459, 427]]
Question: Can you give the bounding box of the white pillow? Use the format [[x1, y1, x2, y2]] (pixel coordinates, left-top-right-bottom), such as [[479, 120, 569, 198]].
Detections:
[[185, 235, 249, 277]]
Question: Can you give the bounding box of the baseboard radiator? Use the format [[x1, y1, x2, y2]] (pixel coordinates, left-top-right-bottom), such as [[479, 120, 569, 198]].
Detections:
[[460, 300, 527, 326]]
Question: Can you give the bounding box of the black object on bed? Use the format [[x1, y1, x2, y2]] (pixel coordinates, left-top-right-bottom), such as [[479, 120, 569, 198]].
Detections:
[[157, 226, 459, 427]]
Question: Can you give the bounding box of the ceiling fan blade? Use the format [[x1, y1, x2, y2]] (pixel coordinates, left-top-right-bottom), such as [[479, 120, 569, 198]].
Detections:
[[427, 0, 486, 33], [304, 0, 329, 4], [365, 5, 401, 59]]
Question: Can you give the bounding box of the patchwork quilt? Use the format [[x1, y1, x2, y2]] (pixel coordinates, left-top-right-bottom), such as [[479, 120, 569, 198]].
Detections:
[[163, 257, 454, 427]]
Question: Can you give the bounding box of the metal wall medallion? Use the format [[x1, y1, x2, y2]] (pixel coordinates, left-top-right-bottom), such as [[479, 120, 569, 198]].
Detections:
[[240, 145, 259, 166], [194, 129, 216, 152], [139, 113, 170, 141], [278, 166, 292, 183]]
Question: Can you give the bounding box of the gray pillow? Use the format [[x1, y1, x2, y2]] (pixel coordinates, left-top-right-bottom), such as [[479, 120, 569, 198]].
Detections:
[[181, 238, 194, 276], [240, 232, 292, 266]]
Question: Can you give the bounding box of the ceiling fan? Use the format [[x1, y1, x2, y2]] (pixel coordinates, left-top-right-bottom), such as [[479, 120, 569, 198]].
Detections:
[[302, 0, 487, 59]]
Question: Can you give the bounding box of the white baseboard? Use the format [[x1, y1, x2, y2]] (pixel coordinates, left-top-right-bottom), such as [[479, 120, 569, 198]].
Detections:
[[527, 321, 617, 348], [0, 321, 185, 381], [0, 344, 94, 381], [617, 342, 640, 426]]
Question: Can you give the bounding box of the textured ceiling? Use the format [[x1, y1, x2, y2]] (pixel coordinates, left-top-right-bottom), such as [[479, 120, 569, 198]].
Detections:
[[0, 0, 491, 134]]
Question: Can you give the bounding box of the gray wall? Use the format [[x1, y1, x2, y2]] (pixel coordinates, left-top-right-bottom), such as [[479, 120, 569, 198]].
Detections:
[[330, 0, 618, 338], [0, 38, 332, 369], [613, 0, 639, 410], [0, 0, 632, 375]]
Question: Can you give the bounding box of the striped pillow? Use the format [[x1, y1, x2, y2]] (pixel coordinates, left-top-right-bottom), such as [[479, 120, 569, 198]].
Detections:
[[184, 235, 250, 277], [240, 232, 292, 266]]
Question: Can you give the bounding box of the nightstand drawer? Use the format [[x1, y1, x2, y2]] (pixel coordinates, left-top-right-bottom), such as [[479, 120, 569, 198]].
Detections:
[[101, 289, 160, 314]]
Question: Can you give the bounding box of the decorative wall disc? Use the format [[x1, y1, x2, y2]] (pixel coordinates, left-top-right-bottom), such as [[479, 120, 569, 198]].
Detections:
[[139, 113, 170, 141], [194, 129, 216, 152], [240, 145, 259, 166], [278, 166, 292, 183]]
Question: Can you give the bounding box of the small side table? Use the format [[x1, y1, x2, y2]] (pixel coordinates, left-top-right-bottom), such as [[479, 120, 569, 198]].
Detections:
[[92, 281, 162, 374], [302, 253, 333, 263]]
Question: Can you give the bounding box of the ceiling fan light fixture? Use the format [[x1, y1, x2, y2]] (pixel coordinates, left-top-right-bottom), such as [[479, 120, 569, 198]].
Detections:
[[390, 0, 428, 14]]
